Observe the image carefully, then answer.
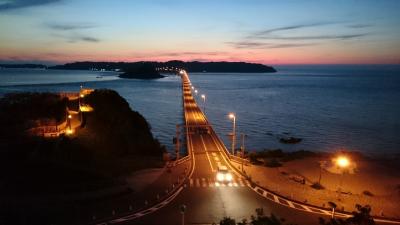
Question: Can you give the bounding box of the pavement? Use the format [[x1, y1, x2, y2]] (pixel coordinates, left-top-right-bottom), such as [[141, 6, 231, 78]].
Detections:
[[92, 71, 400, 225]]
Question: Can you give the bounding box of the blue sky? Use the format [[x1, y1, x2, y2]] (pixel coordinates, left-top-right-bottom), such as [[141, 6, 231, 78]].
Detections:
[[0, 0, 399, 64]]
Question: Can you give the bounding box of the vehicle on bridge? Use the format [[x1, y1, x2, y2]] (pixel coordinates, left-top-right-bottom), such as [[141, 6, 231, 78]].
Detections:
[[216, 165, 233, 183]]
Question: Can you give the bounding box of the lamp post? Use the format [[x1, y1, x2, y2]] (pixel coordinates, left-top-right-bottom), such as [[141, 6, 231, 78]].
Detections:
[[228, 113, 236, 155], [335, 155, 350, 199], [194, 89, 198, 95], [201, 94, 206, 113], [240, 133, 247, 173], [180, 204, 186, 225]]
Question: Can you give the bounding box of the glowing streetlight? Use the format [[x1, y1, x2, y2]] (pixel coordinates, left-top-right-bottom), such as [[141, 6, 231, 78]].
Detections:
[[201, 94, 206, 113], [334, 155, 351, 198], [336, 156, 349, 168], [68, 114, 72, 119], [194, 89, 198, 95], [228, 113, 236, 155]]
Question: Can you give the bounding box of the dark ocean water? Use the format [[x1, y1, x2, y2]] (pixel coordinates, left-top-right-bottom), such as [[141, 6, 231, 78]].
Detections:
[[1, 65, 399, 156]]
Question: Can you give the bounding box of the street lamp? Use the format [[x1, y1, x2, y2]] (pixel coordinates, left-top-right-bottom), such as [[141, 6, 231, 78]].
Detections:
[[335, 155, 350, 199], [228, 113, 236, 155], [336, 156, 349, 168], [194, 89, 198, 95], [201, 94, 206, 113], [240, 133, 247, 173]]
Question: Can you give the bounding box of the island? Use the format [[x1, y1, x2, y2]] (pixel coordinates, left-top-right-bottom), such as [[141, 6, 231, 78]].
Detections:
[[119, 63, 165, 79], [48, 60, 277, 73], [0, 63, 47, 69]]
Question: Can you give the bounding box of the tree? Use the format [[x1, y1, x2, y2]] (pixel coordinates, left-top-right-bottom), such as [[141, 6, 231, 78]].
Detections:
[[220, 217, 236, 225], [319, 205, 375, 225]]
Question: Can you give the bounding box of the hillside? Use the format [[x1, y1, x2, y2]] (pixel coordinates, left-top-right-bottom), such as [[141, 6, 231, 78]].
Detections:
[[48, 60, 277, 73], [0, 90, 165, 195]]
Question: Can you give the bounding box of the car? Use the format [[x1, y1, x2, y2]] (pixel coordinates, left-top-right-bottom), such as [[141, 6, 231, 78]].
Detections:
[[216, 165, 233, 182]]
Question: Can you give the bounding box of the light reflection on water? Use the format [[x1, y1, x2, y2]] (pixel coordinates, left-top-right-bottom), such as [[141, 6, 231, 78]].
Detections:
[[1, 66, 399, 156]]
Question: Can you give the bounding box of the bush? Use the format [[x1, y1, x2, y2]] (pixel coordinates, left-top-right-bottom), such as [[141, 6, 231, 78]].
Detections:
[[264, 158, 282, 167]]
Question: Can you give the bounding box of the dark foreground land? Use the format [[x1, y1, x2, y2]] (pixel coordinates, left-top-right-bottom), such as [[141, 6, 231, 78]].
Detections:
[[0, 89, 165, 225]]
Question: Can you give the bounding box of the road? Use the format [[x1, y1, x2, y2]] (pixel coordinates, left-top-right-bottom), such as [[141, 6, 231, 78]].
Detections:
[[112, 71, 324, 225], [100, 71, 398, 225]]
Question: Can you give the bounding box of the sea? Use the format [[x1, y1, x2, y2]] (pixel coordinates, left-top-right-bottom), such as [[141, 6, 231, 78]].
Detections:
[[1, 65, 399, 156]]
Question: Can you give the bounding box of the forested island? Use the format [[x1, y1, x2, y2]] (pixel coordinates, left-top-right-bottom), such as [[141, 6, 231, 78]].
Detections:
[[119, 63, 165, 79], [48, 60, 277, 73], [0, 63, 47, 69]]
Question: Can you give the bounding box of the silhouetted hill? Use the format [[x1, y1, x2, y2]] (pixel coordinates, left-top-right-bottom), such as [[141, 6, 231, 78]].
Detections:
[[48, 60, 276, 73], [0, 90, 164, 196], [119, 63, 164, 79], [0, 64, 47, 69]]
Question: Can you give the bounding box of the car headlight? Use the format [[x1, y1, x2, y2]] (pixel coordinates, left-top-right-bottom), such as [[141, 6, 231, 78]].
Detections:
[[226, 173, 233, 181], [217, 173, 224, 181]]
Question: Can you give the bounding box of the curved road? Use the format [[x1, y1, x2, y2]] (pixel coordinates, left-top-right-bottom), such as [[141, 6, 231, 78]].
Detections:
[[102, 71, 399, 225]]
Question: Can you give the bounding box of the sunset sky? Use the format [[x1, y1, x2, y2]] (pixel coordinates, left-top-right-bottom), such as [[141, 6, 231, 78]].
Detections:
[[0, 0, 399, 65]]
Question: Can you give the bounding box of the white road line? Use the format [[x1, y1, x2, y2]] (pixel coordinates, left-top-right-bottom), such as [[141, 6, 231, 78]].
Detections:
[[200, 135, 215, 172], [208, 178, 214, 187], [202, 178, 207, 187], [273, 195, 279, 203], [287, 200, 295, 208], [302, 205, 313, 212], [196, 178, 200, 187]]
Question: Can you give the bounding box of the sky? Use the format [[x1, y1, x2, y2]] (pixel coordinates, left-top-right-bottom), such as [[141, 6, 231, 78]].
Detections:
[[0, 0, 399, 65]]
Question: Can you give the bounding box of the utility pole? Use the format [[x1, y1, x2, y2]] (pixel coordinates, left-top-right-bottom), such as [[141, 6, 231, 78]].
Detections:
[[180, 204, 186, 225], [240, 133, 247, 173], [175, 124, 181, 160]]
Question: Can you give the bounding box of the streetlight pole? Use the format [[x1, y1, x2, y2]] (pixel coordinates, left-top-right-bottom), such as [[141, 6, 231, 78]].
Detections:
[[240, 133, 246, 173], [335, 155, 350, 199], [180, 204, 186, 225], [201, 94, 206, 113], [229, 113, 236, 155]]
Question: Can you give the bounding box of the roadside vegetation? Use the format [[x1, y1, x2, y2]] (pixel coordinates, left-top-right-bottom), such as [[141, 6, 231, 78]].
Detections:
[[0, 89, 165, 195], [218, 205, 375, 225], [248, 149, 317, 167]]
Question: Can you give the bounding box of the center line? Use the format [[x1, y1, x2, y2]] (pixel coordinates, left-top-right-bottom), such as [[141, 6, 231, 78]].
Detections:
[[200, 135, 215, 172]]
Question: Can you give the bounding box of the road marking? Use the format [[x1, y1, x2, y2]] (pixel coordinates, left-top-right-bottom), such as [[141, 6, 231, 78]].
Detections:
[[202, 178, 207, 187], [287, 200, 295, 208], [196, 178, 200, 187], [273, 195, 279, 203], [302, 205, 313, 212], [208, 178, 214, 187], [200, 135, 215, 172], [190, 178, 193, 187], [214, 156, 220, 162]]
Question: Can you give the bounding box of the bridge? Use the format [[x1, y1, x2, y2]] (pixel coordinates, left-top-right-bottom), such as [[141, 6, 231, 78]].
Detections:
[[97, 71, 399, 225]]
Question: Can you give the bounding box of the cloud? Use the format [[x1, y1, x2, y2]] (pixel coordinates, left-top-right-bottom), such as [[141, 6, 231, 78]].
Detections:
[[251, 21, 343, 37], [77, 36, 100, 43], [52, 33, 100, 43], [0, 0, 61, 11], [46, 22, 100, 43], [226, 41, 317, 49], [156, 51, 227, 57], [347, 24, 373, 29], [46, 22, 98, 31], [226, 21, 370, 50], [257, 33, 368, 41]]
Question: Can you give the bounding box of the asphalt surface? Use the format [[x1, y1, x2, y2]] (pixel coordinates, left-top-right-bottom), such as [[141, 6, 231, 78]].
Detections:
[[122, 72, 329, 225]]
